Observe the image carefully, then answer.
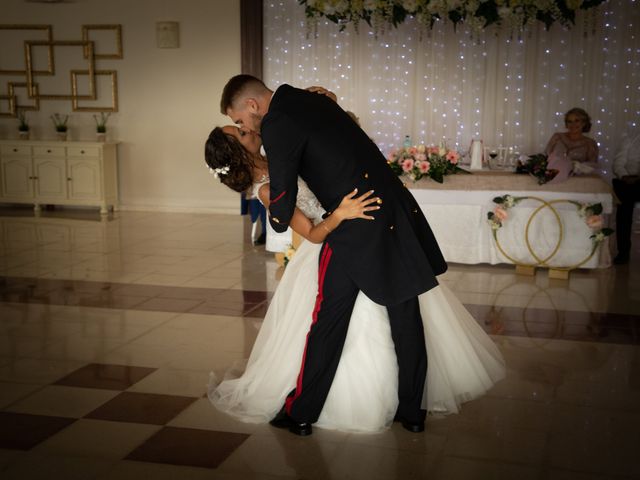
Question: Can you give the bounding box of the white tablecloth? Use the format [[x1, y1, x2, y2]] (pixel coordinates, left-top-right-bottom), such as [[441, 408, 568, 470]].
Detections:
[[267, 173, 614, 269], [409, 173, 613, 268]]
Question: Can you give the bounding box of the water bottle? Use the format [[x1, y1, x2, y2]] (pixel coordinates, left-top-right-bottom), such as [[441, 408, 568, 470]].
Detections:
[[403, 135, 412, 149], [469, 139, 483, 170]]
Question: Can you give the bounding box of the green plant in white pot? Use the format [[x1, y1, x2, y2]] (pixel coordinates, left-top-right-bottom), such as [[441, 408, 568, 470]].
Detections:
[[17, 110, 30, 140], [93, 112, 111, 141], [50, 113, 69, 141]]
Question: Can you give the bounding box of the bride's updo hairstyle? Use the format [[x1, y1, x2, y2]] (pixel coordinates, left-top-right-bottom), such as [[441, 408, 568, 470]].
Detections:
[[204, 127, 255, 193]]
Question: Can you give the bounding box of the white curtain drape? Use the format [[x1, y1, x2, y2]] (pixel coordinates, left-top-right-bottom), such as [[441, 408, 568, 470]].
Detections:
[[264, 0, 640, 178]]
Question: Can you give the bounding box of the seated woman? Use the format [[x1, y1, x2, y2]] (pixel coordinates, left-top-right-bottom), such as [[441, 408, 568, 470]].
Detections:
[[544, 107, 599, 183], [204, 94, 505, 434]]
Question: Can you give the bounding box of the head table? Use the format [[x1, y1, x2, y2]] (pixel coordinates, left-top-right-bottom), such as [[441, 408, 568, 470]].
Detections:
[[408, 171, 613, 269]]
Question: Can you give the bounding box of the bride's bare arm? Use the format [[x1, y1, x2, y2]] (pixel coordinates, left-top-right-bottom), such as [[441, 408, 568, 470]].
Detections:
[[258, 184, 380, 244]]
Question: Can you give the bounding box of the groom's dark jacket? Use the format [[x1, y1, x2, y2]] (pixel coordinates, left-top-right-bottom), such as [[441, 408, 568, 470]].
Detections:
[[262, 84, 447, 306]]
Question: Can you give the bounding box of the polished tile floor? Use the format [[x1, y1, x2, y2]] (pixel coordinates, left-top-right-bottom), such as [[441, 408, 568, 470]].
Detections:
[[0, 207, 638, 480]]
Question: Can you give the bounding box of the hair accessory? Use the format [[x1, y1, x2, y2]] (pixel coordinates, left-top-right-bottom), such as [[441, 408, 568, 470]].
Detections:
[[207, 164, 230, 179]]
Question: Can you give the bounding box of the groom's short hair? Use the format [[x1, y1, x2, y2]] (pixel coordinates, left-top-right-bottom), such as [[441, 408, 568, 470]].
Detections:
[[220, 74, 268, 114]]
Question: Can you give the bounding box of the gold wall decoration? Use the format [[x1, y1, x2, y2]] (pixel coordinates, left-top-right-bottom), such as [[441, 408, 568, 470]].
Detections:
[[25, 40, 96, 100], [82, 24, 123, 59], [0, 83, 40, 117], [71, 70, 118, 112], [0, 94, 16, 117], [0, 25, 53, 75], [0, 23, 122, 116], [9, 82, 40, 110]]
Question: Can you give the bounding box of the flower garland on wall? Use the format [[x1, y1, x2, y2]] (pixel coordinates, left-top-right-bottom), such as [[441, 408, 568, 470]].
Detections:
[[299, 0, 606, 34]]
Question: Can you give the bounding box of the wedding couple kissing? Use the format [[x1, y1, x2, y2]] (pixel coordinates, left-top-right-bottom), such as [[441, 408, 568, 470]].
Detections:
[[205, 74, 505, 436]]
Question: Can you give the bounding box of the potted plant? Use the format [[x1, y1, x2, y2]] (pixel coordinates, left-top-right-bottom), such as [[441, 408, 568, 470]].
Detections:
[[50, 113, 69, 141], [17, 110, 30, 140], [93, 112, 111, 142]]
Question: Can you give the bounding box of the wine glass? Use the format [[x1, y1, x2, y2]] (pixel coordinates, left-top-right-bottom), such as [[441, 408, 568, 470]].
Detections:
[[488, 150, 498, 169]]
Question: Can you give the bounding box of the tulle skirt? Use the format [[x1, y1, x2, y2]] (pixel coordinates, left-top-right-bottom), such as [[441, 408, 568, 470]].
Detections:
[[209, 240, 506, 433]]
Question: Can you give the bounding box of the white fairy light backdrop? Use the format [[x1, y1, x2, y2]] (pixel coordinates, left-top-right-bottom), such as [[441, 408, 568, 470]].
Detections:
[[264, 0, 640, 178]]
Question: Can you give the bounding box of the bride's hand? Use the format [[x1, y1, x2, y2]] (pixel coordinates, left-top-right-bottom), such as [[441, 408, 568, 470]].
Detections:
[[306, 86, 337, 103], [334, 188, 381, 221]]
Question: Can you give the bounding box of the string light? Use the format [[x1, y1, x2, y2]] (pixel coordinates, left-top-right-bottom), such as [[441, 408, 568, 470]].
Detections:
[[264, 0, 640, 174]]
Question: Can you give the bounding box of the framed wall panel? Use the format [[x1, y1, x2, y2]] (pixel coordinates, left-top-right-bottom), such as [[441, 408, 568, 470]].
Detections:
[[0, 25, 53, 75], [82, 24, 123, 59], [71, 70, 118, 112], [25, 40, 96, 99]]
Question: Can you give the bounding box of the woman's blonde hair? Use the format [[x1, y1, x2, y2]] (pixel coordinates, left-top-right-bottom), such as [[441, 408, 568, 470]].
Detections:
[[565, 107, 592, 133]]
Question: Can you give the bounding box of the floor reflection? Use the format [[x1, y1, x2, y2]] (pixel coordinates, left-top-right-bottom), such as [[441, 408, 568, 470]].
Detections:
[[0, 206, 638, 479]]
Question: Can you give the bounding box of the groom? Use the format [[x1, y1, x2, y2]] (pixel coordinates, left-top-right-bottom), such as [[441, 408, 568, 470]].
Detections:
[[220, 75, 447, 435]]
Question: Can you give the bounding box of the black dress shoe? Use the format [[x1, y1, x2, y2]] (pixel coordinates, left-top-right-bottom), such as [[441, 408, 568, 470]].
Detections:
[[393, 413, 425, 433], [270, 408, 313, 436]]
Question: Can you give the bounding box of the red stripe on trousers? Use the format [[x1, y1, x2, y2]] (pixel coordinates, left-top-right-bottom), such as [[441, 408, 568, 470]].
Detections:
[[285, 242, 333, 417], [270, 190, 286, 205]]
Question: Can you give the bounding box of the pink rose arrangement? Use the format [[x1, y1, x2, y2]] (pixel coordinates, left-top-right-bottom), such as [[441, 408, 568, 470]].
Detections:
[[493, 206, 508, 222], [487, 194, 522, 230], [387, 143, 467, 183], [575, 202, 613, 245], [585, 215, 603, 230]]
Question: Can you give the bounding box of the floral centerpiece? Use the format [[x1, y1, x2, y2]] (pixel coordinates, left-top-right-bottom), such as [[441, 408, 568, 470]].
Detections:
[[387, 143, 468, 183], [298, 0, 607, 34], [515, 153, 558, 185]]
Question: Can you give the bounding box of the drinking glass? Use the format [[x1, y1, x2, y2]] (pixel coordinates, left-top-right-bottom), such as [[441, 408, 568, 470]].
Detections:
[[488, 150, 499, 169]]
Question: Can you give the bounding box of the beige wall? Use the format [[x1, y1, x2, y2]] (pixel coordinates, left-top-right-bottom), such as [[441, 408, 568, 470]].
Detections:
[[0, 0, 242, 213]]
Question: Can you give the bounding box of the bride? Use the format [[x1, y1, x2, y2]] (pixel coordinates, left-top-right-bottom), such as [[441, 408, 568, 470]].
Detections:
[[204, 96, 505, 434]]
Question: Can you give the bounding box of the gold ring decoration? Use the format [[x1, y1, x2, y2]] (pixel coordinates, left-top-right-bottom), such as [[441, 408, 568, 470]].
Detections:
[[524, 198, 564, 266], [489, 280, 561, 347], [521, 284, 563, 345], [487, 194, 614, 273]]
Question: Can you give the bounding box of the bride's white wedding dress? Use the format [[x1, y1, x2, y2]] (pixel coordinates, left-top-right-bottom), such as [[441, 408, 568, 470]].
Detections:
[[209, 179, 506, 433]]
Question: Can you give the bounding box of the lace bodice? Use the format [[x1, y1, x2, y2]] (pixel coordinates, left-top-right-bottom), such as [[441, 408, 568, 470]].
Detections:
[[252, 176, 325, 225]]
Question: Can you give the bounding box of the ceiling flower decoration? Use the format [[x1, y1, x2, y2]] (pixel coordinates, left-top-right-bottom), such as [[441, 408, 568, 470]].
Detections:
[[298, 0, 607, 34]]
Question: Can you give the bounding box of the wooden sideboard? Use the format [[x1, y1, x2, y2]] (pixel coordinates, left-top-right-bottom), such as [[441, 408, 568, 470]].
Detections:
[[0, 140, 118, 215]]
